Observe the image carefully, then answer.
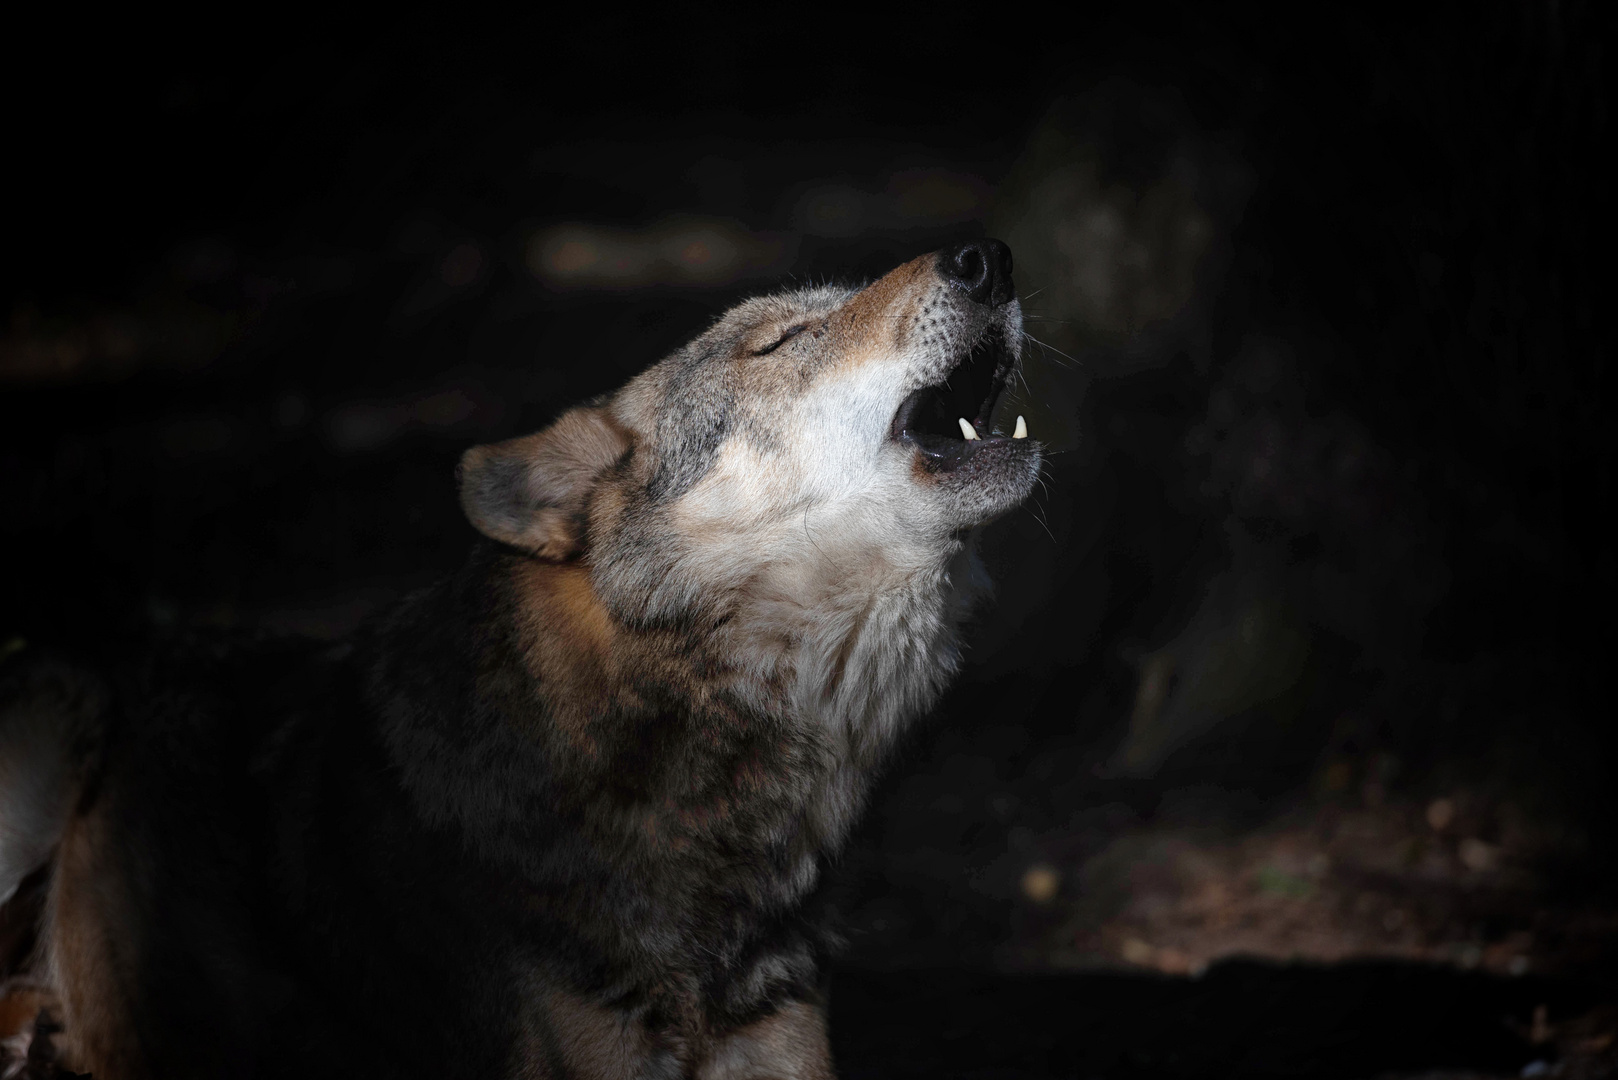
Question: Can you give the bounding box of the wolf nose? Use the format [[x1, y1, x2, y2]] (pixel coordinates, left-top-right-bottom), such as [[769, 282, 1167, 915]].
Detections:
[[938, 239, 1014, 306]]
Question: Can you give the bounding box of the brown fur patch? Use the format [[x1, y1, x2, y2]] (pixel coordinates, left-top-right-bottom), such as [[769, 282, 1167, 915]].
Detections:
[[511, 561, 619, 745], [698, 1000, 833, 1080], [827, 251, 938, 360], [510, 988, 655, 1080], [0, 982, 55, 1040], [47, 804, 141, 1079]]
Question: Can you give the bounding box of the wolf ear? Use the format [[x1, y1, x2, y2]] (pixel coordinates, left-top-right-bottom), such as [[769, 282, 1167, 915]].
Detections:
[[458, 405, 630, 560]]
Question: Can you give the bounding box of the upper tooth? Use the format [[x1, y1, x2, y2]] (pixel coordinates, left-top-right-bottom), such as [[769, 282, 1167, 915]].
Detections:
[[958, 418, 978, 441], [1013, 415, 1028, 440]]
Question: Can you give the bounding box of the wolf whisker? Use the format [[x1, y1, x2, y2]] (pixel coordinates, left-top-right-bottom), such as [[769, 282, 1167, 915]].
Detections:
[[1021, 330, 1084, 370], [1027, 498, 1058, 545]]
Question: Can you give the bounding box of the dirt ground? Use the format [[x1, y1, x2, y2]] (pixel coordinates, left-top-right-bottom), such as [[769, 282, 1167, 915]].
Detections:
[[1002, 792, 1616, 981], [7, 782, 1614, 1078]]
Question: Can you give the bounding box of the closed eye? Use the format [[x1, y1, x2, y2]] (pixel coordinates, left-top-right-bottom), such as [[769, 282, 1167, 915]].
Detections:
[[753, 324, 807, 356]]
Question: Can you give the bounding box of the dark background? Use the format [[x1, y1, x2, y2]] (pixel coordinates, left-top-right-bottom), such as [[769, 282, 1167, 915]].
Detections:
[[2, 5, 1612, 1076]]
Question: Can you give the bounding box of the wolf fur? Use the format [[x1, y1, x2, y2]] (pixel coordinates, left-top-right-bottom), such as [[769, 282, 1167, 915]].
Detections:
[[0, 243, 1039, 1078]]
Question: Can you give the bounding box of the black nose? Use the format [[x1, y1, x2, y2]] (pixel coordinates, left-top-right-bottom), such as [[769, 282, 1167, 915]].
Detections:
[[937, 239, 1014, 306]]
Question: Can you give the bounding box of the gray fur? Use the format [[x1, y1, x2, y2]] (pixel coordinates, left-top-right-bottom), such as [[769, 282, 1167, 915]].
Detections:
[[0, 657, 104, 904]]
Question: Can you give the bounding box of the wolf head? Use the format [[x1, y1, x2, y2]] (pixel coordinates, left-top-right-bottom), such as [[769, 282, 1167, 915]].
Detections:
[[458, 241, 1040, 741]]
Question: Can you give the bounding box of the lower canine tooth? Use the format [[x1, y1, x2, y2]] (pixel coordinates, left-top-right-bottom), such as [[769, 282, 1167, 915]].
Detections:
[[1013, 415, 1028, 439], [958, 418, 978, 441]]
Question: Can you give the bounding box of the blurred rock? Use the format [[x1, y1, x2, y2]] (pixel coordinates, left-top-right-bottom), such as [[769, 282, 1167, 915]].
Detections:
[[1021, 864, 1061, 905], [791, 170, 990, 238], [1459, 838, 1500, 874], [526, 217, 790, 289], [323, 384, 493, 454], [1428, 798, 1458, 832], [990, 79, 1248, 370], [1109, 567, 1312, 777]]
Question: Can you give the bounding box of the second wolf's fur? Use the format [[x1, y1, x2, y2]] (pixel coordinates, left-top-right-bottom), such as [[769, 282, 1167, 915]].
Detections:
[[0, 242, 1039, 1078]]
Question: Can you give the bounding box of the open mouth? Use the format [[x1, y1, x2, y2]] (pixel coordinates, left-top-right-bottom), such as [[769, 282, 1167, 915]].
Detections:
[[890, 326, 1026, 469]]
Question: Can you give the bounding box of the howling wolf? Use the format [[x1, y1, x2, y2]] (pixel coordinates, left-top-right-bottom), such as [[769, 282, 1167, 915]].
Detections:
[[0, 240, 1039, 1078]]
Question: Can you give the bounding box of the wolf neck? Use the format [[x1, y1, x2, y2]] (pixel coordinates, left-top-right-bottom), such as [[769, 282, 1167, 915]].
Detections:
[[376, 539, 978, 878], [725, 542, 974, 737], [703, 534, 983, 839], [547, 520, 981, 846]]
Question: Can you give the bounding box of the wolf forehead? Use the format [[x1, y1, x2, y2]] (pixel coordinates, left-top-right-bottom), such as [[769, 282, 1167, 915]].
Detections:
[[614, 259, 1017, 479], [621, 276, 977, 415], [617, 284, 864, 497]]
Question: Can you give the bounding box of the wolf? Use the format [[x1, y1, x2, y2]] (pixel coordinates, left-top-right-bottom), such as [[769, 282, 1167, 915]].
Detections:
[[0, 240, 1039, 1078]]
